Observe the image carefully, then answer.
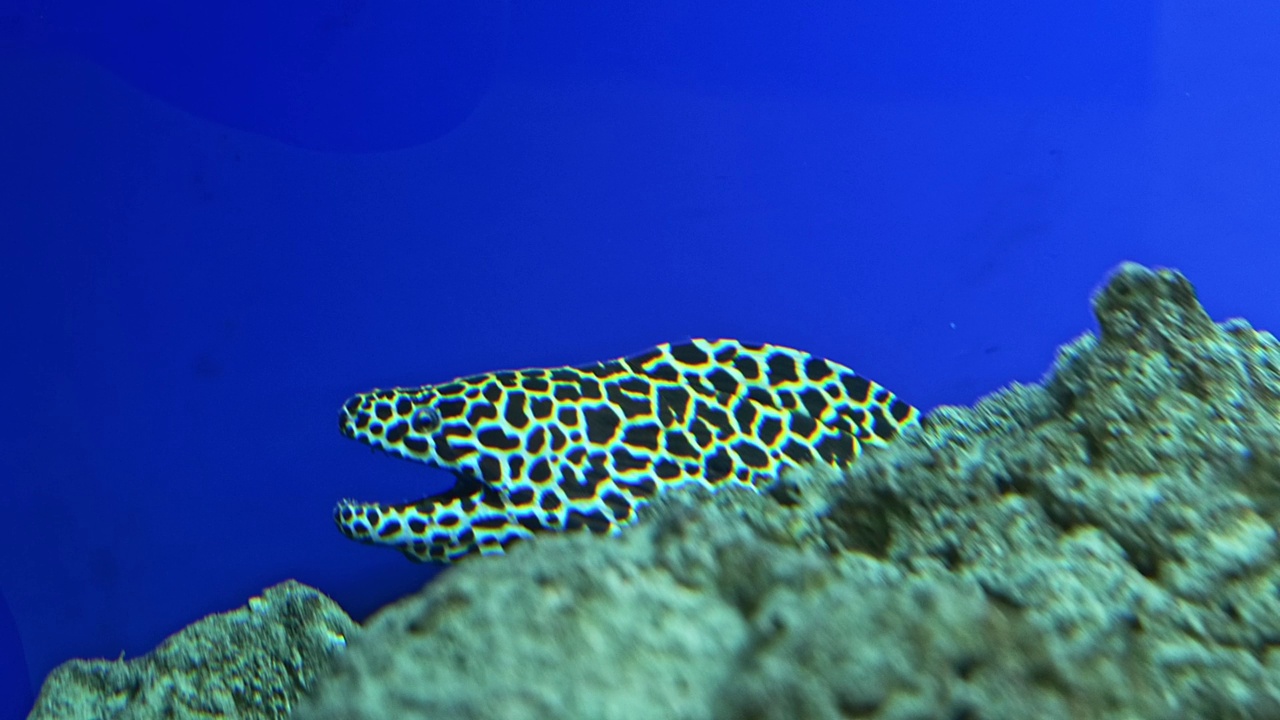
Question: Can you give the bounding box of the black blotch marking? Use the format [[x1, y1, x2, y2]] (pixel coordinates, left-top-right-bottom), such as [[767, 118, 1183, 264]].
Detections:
[[654, 459, 681, 479], [789, 413, 818, 439], [482, 382, 503, 402], [579, 377, 603, 400], [508, 455, 525, 479], [870, 406, 897, 440], [587, 360, 627, 379], [375, 403, 393, 421], [478, 428, 520, 451], [586, 453, 610, 480], [557, 407, 580, 427], [561, 471, 606, 500], [622, 423, 661, 451], [472, 516, 509, 529], [540, 490, 562, 510], [799, 389, 828, 420], [890, 398, 913, 423], [706, 368, 739, 395], [814, 435, 856, 465], [684, 373, 719, 398], [509, 487, 535, 506], [714, 344, 739, 362], [558, 462, 578, 490], [521, 377, 550, 392], [378, 519, 402, 538], [408, 518, 428, 534], [504, 392, 529, 428], [758, 416, 783, 446], [526, 427, 546, 454], [766, 352, 800, 386], [606, 384, 651, 419], [395, 398, 413, 416], [566, 447, 587, 464], [529, 458, 552, 482], [466, 403, 499, 424], [664, 431, 699, 458], [688, 420, 713, 449], [355, 411, 371, 429], [804, 357, 834, 381], [436, 383, 465, 397], [745, 386, 775, 407], [670, 342, 710, 366], [583, 406, 622, 444], [386, 422, 409, 443], [549, 425, 568, 451], [369, 422, 383, 436], [438, 514, 460, 527], [479, 454, 503, 483], [705, 448, 734, 484], [530, 397, 554, 420], [618, 376, 650, 394], [566, 509, 613, 534], [874, 389, 890, 403], [733, 398, 758, 433], [612, 448, 650, 471], [553, 384, 581, 401], [657, 387, 692, 426], [437, 399, 467, 418], [733, 355, 760, 380], [781, 440, 813, 464], [366, 509, 381, 526], [841, 373, 872, 403], [479, 485, 506, 509], [616, 477, 658, 498], [625, 347, 664, 371], [516, 514, 544, 532], [646, 363, 680, 381], [694, 402, 734, 438], [732, 441, 769, 469], [601, 491, 633, 521]]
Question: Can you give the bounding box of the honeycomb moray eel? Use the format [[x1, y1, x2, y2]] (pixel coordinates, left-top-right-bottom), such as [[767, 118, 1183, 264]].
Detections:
[[335, 339, 918, 562]]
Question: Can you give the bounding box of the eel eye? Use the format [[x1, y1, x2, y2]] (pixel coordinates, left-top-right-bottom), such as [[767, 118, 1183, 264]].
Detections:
[[411, 406, 441, 431]]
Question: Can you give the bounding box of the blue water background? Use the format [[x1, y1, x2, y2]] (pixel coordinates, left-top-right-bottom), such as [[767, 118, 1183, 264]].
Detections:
[[3, 0, 1280, 713]]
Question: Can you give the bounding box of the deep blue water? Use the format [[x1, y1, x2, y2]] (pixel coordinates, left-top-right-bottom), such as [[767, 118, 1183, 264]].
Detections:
[[3, 0, 1280, 714]]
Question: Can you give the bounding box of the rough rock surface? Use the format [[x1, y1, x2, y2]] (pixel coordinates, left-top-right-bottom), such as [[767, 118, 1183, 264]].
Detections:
[[293, 264, 1280, 720], [28, 581, 356, 720]]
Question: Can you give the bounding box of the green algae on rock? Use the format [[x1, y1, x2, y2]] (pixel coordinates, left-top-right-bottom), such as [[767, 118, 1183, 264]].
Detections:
[[293, 264, 1280, 720], [28, 581, 355, 720]]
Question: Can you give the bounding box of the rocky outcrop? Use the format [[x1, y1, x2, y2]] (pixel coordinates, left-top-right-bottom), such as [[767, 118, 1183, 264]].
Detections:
[[294, 264, 1280, 720]]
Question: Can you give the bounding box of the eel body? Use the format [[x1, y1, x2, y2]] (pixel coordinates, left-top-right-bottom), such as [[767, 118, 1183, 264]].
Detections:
[[335, 339, 917, 562]]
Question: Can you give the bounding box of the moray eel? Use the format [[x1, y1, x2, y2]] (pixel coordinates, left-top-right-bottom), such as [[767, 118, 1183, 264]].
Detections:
[[335, 339, 918, 562]]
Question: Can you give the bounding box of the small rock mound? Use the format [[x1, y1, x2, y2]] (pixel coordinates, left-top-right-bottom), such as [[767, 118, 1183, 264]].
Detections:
[[29, 581, 355, 720]]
